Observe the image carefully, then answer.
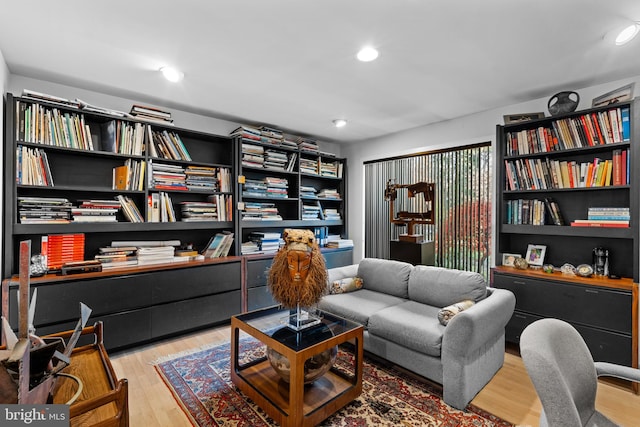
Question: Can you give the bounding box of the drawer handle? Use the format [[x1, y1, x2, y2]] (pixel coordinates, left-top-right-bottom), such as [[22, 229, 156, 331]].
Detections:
[[514, 314, 527, 319], [513, 280, 526, 285], [585, 289, 599, 294]]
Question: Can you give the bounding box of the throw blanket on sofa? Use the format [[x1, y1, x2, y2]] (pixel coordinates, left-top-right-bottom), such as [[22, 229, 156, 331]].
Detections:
[[438, 300, 475, 326]]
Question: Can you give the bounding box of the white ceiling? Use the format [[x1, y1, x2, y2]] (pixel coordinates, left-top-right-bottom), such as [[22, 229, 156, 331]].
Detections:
[[1, 0, 639, 144]]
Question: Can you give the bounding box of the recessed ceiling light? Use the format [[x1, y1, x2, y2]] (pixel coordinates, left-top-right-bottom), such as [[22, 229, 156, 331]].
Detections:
[[160, 66, 184, 82], [615, 23, 640, 45], [333, 119, 347, 128], [356, 46, 379, 62]]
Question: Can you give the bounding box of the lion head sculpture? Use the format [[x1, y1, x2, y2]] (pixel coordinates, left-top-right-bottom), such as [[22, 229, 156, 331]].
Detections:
[[268, 229, 328, 308]]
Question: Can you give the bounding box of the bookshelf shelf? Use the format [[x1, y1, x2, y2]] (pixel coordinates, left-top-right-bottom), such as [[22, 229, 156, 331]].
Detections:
[[493, 98, 638, 370]]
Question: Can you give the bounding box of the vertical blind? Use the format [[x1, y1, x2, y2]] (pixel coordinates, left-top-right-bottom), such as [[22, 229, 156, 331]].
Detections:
[[364, 143, 492, 278]]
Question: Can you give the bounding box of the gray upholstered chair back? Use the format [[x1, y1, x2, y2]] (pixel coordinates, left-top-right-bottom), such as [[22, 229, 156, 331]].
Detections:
[[520, 318, 601, 427]]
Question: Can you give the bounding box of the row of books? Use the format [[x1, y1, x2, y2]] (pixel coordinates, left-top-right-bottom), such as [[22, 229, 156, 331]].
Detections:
[[504, 198, 563, 226], [147, 128, 191, 161], [100, 120, 146, 156], [242, 177, 289, 199], [504, 150, 628, 191], [113, 159, 146, 191], [16, 145, 54, 186], [505, 106, 630, 156], [231, 124, 342, 158]]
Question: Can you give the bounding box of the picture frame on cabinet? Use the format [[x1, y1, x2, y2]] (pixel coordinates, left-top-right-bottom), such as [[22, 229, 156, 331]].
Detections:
[[503, 112, 545, 124], [502, 253, 521, 267], [591, 83, 635, 108], [525, 244, 547, 266]]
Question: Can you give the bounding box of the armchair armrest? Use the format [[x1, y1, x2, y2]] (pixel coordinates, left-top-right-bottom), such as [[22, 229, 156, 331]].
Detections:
[[595, 362, 640, 383], [442, 288, 516, 357]]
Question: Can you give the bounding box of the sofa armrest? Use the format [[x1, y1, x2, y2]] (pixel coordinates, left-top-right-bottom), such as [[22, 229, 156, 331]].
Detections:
[[442, 288, 515, 357]]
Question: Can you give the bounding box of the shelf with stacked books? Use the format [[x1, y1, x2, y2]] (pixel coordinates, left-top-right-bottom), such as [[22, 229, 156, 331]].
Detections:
[[232, 128, 348, 255], [2, 92, 236, 278], [493, 98, 639, 371], [497, 100, 637, 272]]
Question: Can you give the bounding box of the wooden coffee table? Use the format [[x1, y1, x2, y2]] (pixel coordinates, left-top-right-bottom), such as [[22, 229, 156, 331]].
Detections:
[[230, 306, 363, 427]]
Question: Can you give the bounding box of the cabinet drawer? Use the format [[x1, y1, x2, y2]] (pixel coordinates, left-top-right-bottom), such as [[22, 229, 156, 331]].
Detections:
[[506, 310, 632, 366], [246, 258, 274, 288], [152, 262, 241, 303], [493, 273, 631, 334]]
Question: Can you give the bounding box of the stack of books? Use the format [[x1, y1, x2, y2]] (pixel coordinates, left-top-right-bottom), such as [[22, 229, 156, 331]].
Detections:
[[299, 157, 319, 175], [320, 160, 339, 177], [265, 177, 289, 198], [242, 178, 268, 198], [300, 185, 318, 199], [241, 143, 265, 168], [571, 207, 630, 228], [248, 231, 281, 254], [42, 233, 85, 269], [302, 203, 323, 220], [129, 104, 173, 125], [318, 189, 340, 199], [184, 165, 218, 190], [263, 149, 289, 170], [326, 239, 354, 248], [179, 201, 218, 222], [136, 245, 176, 265], [259, 126, 284, 145], [149, 162, 187, 191], [241, 240, 260, 255], [72, 200, 120, 223], [297, 137, 319, 153], [241, 202, 281, 221], [323, 208, 341, 220], [230, 125, 262, 143], [95, 246, 138, 270], [18, 196, 71, 224]]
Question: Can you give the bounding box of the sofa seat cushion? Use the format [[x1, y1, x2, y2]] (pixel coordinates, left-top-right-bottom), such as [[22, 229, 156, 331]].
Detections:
[[368, 301, 444, 357], [318, 289, 406, 326], [408, 265, 487, 307]]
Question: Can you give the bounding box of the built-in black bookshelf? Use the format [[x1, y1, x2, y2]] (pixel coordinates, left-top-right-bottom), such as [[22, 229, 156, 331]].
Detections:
[[233, 127, 348, 256], [492, 98, 639, 369], [2, 92, 236, 278]]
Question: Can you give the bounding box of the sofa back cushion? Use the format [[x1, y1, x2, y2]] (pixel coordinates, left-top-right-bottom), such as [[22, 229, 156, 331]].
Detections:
[[408, 265, 487, 307], [357, 258, 412, 298]]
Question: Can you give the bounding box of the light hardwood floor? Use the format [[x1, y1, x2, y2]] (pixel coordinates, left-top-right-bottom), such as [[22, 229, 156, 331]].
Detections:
[[110, 324, 640, 426]]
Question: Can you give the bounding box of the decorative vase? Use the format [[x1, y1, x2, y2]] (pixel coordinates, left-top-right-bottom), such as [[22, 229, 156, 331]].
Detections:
[[266, 326, 337, 384], [548, 91, 580, 116]]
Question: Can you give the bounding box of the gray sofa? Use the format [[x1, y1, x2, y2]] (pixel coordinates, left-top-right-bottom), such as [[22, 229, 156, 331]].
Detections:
[[318, 258, 516, 410]]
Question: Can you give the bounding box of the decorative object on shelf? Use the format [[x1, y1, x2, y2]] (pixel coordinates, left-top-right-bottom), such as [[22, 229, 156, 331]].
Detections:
[[502, 253, 521, 267], [592, 247, 610, 276], [525, 244, 547, 266], [560, 263, 577, 276], [548, 91, 580, 116], [576, 264, 594, 277], [514, 257, 529, 270], [29, 254, 47, 277], [543, 264, 555, 274], [592, 83, 635, 108], [267, 229, 328, 329], [503, 112, 545, 124], [384, 179, 435, 243], [266, 325, 337, 384]]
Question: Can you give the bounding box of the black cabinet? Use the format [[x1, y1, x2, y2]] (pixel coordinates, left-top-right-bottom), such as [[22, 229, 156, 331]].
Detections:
[[5, 260, 242, 351], [492, 268, 635, 366]]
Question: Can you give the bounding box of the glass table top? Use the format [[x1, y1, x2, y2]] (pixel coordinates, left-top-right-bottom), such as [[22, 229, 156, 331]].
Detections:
[[235, 306, 361, 352]]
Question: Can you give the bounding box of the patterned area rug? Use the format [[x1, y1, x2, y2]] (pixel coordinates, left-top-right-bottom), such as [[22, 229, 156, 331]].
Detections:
[[154, 337, 513, 427]]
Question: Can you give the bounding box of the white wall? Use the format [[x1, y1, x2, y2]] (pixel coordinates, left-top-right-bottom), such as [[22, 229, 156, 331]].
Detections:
[[343, 75, 640, 263]]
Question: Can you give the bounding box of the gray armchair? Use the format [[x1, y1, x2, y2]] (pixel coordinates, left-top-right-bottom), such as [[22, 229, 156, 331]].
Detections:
[[520, 318, 640, 427]]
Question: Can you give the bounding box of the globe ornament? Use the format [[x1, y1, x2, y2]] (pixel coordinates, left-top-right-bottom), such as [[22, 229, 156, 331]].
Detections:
[[548, 91, 580, 116], [266, 326, 337, 384]]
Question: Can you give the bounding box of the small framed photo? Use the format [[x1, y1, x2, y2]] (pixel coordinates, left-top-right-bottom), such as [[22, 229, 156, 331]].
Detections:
[[502, 253, 521, 267], [525, 244, 547, 266], [591, 83, 635, 108], [503, 112, 545, 124]]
